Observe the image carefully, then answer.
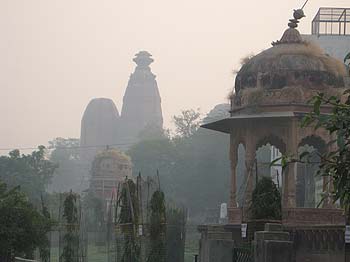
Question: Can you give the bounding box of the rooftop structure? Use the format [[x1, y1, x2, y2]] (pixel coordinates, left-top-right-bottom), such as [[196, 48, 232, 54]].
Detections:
[[312, 7, 350, 36], [203, 9, 348, 226], [89, 149, 132, 202]]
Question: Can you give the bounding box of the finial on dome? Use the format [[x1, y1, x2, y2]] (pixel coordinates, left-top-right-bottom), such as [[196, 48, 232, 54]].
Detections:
[[288, 9, 305, 29], [272, 8, 305, 46]]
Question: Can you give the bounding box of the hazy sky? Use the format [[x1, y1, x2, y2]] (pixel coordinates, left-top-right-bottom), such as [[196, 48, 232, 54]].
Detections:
[[0, 0, 349, 150]]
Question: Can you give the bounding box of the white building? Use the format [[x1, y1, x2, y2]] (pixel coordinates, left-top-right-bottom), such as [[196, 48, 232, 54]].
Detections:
[[302, 7, 350, 63]]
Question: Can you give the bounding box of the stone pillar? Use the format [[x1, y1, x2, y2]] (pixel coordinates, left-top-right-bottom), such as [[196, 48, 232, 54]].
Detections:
[[243, 138, 257, 221], [322, 143, 336, 209], [253, 223, 293, 262], [229, 135, 238, 208], [284, 120, 298, 208]]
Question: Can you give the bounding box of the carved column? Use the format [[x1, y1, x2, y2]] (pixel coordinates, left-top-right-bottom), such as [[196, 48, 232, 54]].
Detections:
[[284, 119, 298, 208], [243, 137, 257, 221], [322, 140, 336, 209], [229, 134, 238, 208]]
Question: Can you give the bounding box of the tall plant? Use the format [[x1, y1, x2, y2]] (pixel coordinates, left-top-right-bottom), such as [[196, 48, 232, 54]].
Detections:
[[61, 192, 80, 262], [118, 179, 140, 262], [147, 190, 166, 262], [250, 177, 281, 220]]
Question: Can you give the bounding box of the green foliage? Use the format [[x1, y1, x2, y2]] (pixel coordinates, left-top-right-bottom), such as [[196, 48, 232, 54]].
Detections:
[[0, 146, 57, 205], [83, 191, 105, 231], [173, 109, 201, 138], [39, 196, 51, 262], [250, 177, 281, 220], [128, 108, 230, 219], [147, 190, 166, 262], [48, 137, 86, 192], [61, 192, 80, 262], [0, 181, 51, 261], [119, 179, 139, 226], [128, 139, 177, 179], [118, 179, 140, 262], [302, 90, 350, 217]]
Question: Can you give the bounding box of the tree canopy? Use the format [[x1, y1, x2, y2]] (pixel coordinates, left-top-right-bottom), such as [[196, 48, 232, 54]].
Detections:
[[0, 181, 51, 261], [302, 91, 350, 217], [250, 177, 281, 220], [172, 109, 201, 138], [48, 137, 87, 193], [0, 146, 57, 205], [128, 107, 231, 221]]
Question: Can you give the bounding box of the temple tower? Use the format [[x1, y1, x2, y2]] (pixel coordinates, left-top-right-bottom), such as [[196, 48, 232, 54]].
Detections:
[[120, 51, 163, 144], [80, 98, 120, 161]]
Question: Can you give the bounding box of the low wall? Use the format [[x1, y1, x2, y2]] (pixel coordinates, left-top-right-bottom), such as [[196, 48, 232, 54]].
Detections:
[[286, 225, 345, 262], [282, 208, 345, 226]]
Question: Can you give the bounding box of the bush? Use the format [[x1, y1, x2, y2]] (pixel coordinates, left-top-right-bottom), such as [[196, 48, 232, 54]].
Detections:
[[250, 177, 281, 220]]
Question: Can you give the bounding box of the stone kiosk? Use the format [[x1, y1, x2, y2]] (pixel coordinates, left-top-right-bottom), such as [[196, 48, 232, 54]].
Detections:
[[201, 9, 349, 262]]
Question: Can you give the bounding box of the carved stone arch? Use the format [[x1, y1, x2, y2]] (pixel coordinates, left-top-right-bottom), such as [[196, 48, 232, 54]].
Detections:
[[256, 134, 286, 154], [297, 135, 327, 208], [298, 135, 327, 154]]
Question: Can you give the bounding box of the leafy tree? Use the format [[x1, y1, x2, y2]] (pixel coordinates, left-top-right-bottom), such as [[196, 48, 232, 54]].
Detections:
[[0, 146, 57, 206], [128, 106, 230, 221], [127, 138, 177, 189], [250, 177, 281, 220], [83, 191, 105, 231], [301, 91, 350, 219], [48, 138, 86, 193], [0, 181, 51, 261], [173, 109, 201, 138]]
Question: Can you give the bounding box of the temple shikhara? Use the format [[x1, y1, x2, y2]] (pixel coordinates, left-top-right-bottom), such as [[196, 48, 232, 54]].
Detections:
[[201, 7, 350, 262], [80, 51, 163, 161]]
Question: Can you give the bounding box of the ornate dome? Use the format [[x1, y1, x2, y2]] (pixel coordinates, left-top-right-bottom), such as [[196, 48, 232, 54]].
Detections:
[[91, 149, 132, 180], [233, 15, 348, 109], [90, 149, 132, 200]]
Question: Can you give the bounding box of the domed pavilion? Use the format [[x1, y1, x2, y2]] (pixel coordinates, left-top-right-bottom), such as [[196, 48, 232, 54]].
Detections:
[[203, 10, 349, 226], [89, 148, 132, 202]]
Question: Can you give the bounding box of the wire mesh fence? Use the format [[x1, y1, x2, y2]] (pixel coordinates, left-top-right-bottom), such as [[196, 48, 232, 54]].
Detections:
[[47, 223, 199, 262]]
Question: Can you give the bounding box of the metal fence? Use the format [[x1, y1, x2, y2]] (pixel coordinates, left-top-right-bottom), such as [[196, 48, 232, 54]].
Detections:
[[312, 7, 350, 36]]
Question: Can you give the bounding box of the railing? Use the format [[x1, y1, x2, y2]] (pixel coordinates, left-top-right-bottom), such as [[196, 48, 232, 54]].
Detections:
[[232, 247, 252, 262], [312, 7, 350, 35]]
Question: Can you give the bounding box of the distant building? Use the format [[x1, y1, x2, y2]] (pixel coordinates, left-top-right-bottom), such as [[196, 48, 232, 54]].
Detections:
[[80, 51, 163, 162], [89, 149, 132, 203]]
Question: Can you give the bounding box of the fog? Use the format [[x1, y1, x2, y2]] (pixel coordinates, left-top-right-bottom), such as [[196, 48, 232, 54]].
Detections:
[[0, 0, 349, 149]]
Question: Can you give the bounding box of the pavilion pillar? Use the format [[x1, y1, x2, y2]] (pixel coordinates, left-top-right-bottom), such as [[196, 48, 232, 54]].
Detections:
[[322, 143, 336, 208], [284, 120, 298, 208], [229, 136, 238, 208], [243, 139, 256, 220]]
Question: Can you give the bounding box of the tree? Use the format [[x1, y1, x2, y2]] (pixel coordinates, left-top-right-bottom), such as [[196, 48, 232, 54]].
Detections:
[[48, 138, 86, 193], [61, 191, 80, 262], [0, 181, 51, 261], [250, 177, 281, 220], [128, 106, 231, 221], [301, 91, 350, 218], [0, 146, 57, 206], [128, 138, 177, 178], [173, 109, 201, 138]]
